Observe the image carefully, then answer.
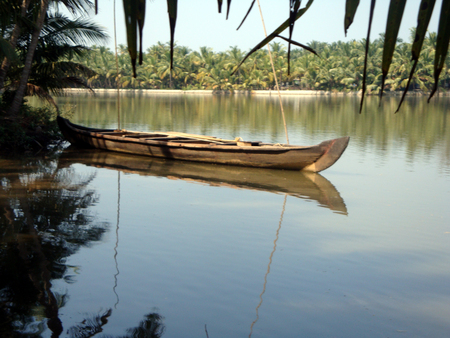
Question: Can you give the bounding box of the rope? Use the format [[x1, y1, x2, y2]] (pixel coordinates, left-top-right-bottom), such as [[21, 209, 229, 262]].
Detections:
[[114, 0, 121, 130], [256, 0, 290, 144]]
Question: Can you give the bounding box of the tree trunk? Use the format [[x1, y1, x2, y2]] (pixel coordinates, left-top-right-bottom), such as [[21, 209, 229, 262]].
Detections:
[[0, 0, 32, 89], [8, 0, 49, 117]]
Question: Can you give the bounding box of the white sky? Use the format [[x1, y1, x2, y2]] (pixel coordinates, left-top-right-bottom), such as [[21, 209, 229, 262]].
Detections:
[[80, 0, 443, 52]]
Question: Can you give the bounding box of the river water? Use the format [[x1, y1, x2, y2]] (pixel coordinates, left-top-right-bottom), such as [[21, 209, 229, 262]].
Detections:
[[1, 94, 449, 337]]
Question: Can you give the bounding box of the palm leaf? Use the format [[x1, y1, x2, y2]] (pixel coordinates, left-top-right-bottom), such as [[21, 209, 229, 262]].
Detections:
[[276, 35, 318, 56], [428, 0, 450, 101], [137, 0, 146, 65], [287, 0, 301, 75], [232, 0, 314, 75], [380, 0, 407, 101], [123, 0, 138, 77], [167, 0, 178, 72], [217, 0, 232, 19], [57, 0, 94, 15], [236, 0, 256, 30], [395, 0, 436, 113], [41, 13, 108, 47], [344, 0, 360, 36], [35, 43, 88, 63], [25, 83, 58, 107], [359, 0, 376, 113]]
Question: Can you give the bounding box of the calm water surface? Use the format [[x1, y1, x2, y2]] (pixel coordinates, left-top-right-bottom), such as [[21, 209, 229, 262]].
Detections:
[[1, 94, 449, 337]]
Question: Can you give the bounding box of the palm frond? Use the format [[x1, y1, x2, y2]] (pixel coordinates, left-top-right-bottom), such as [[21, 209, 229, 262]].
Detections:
[[395, 0, 436, 113], [232, 0, 314, 75], [52, 0, 94, 16], [25, 82, 58, 107], [428, 0, 450, 101], [41, 13, 109, 47]]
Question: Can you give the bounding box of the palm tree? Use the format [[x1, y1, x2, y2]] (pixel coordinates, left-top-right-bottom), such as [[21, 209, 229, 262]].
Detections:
[[3, 10, 107, 108], [4, 0, 99, 116], [61, 38, 449, 93]]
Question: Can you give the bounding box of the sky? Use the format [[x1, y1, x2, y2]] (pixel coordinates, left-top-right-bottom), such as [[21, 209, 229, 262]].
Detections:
[[78, 0, 443, 52]]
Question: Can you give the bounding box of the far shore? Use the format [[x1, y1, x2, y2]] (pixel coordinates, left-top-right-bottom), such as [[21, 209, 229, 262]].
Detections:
[[62, 88, 450, 97]]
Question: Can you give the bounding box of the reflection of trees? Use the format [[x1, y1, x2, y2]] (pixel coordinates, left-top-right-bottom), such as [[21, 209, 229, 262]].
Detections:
[[68, 309, 113, 338], [123, 313, 165, 338], [0, 156, 108, 337], [1, 156, 165, 337], [67, 311, 165, 338]]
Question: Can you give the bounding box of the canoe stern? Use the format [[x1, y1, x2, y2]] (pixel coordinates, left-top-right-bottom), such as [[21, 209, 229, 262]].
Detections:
[[302, 136, 350, 172]]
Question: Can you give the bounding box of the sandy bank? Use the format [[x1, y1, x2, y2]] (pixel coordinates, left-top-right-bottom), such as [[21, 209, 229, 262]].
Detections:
[[63, 88, 357, 96], [62, 88, 449, 97]]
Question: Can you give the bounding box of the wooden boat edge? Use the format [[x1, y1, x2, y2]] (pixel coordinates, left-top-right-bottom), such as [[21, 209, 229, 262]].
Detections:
[[57, 116, 350, 172]]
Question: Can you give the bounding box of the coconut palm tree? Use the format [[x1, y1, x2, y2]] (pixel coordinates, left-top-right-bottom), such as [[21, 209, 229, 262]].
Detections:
[[3, 0, 100, 116], [3, 9, 107, 108]]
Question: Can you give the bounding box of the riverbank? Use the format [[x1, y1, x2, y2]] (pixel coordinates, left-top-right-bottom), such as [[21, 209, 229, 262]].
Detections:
[[62, 88, 450, 96]]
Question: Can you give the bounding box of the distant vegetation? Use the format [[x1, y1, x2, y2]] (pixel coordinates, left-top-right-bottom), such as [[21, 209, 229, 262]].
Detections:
[[74, 32, 450, 93]]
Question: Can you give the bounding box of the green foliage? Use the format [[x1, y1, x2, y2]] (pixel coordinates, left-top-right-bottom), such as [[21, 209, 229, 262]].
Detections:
[[0, 96, 64, 152], [74, 33, 450, 93]]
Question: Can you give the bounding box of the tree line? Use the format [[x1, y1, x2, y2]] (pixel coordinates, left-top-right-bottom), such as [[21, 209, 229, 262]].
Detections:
[[74, 32, 450, 94]]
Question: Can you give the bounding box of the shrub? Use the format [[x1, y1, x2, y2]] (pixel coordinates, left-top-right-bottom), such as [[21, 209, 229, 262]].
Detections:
[[0, 97, 64, 153]]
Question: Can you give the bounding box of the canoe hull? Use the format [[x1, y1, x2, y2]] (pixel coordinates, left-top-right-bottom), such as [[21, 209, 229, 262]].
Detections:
[[57, 116, 349, 172]]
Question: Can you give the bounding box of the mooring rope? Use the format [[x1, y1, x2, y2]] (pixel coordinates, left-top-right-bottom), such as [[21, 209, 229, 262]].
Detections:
[[113, 0, 121, 130], [256, 0, 290, 144]]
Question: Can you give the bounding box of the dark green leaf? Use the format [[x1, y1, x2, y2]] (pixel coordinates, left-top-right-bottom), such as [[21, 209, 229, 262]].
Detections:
[[276, 35, 318, 56], [412, 0, 436, 60], [287, 0, 301, 75], [429, 0, 450, 101], [167, 0, 178, 71], [380, 0, 407, 101], [232, 0, 314, 75], [359, 0, 376, 113], [236, 0, 255, 30], [344, 0, 360, 36], [123, 0, 138, 77], [137, 0, 146, 65], [395, 0, 436, 113]]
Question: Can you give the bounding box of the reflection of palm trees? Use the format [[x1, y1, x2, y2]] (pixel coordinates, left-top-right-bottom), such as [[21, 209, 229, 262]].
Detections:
[[68, 309, 112, 338], [1, 155, 166, 337], [67, 311, 165, 338], [0, 156, 109, 336], [124, 312, 165, 338]]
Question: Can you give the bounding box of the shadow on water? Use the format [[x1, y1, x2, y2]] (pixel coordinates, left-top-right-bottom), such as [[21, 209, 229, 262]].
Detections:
[[1, 147, 348, 336]]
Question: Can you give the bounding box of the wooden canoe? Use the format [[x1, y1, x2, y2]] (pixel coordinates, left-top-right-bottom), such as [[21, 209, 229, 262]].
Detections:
[[57, 116, 349, 172]]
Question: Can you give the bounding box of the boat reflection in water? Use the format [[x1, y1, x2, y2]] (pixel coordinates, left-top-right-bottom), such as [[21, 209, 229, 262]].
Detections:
[[60, 147, 348, 215]]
